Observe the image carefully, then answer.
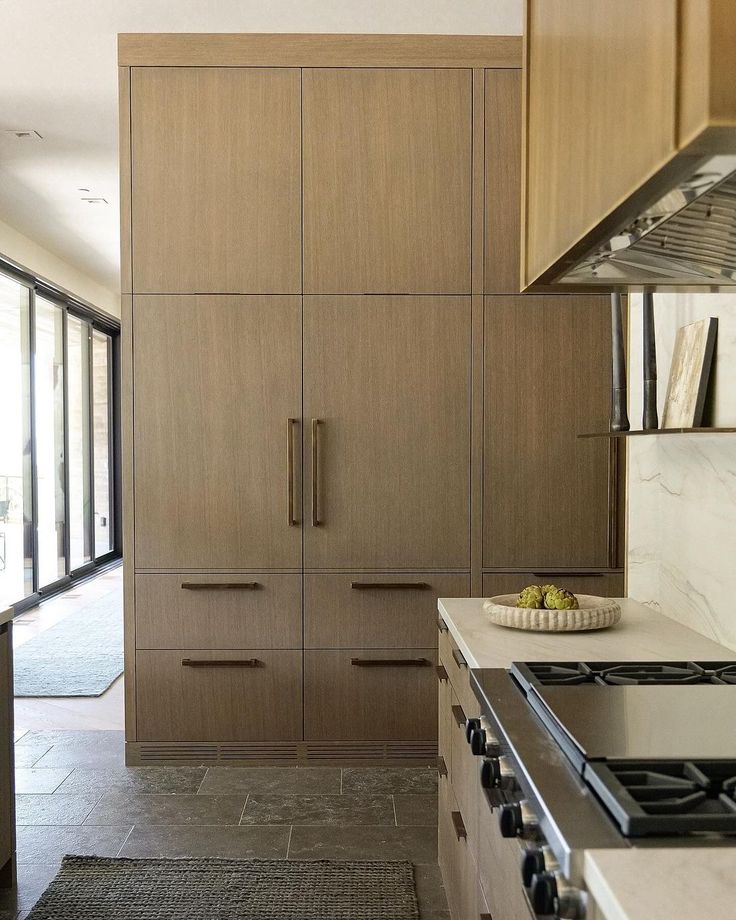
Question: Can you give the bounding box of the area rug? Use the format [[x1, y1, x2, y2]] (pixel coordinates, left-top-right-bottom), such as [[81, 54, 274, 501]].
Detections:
[[14, 592, 123, 697], [26, 856, 420, 919]]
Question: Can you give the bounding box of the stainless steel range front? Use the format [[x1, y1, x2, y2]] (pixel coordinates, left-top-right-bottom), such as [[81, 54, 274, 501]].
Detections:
[[470, 661, 736, 919]]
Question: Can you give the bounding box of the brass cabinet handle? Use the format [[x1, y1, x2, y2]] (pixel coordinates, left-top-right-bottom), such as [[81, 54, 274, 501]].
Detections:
[[350, 581, 430, 590], [311, 418, 322, 527], [452, 647, 468, 669], [181, 582, 260, 591], [437, 755, 448, 777], [451, 704, 466, 727], [181, 658, 262, 668], [436, 665, 449, 682], [287, 418, 299, 527], [451, 810, 467, 840], [350, 657, 431, 668]]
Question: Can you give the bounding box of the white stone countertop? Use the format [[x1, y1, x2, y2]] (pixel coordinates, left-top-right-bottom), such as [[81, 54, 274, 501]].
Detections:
[[584, 848, 734, 920], [437, 596, 732, 669], [0, 608, 13, 628]]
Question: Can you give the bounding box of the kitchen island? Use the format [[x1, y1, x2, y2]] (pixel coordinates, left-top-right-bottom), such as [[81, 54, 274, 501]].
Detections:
[[437, 596, 734, 920]]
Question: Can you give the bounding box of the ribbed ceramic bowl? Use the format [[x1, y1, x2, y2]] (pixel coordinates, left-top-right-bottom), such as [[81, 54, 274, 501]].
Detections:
[[483, 594, 621, 632]]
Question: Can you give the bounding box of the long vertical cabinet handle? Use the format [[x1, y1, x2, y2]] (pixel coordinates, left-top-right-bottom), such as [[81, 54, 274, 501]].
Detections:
[[287, 418, 299, 526], [311, 418, 322, 526]]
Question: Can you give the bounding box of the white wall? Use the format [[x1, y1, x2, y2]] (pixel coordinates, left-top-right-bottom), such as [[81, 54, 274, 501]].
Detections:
[[627, 293, 736, 650], [0, 217, 120, 319]]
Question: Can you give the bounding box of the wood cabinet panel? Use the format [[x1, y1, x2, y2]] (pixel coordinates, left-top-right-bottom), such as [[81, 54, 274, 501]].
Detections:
[[135, 574, 302, 649], [133, 296, 301, 570], [477, 809, 534, 920], [304, 649, 437, 741], [483, 571, 624, 599], [304, 573, 469, 649], [485, 68, 522, 294], [303, 296, 471, 570], [130, 67, 301, 293], [438, 775, 478, 920], [136, 649, 302, 742], [438, 627, 480, 722], [303, 68, 472, 293], [483, 295, 613, 569]]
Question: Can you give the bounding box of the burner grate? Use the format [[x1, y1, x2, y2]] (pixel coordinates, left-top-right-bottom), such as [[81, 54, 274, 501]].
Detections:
[[585, 760, 736, 836], [513, 660, 736, 688]]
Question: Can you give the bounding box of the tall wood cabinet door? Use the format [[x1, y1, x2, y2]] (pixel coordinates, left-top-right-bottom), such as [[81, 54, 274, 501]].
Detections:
[[130, 67, 301, 294], [304, 296, 471, 570], [303, 69, 472, 294], [483, 296, 613, 569], [133, 296, 302, 569]]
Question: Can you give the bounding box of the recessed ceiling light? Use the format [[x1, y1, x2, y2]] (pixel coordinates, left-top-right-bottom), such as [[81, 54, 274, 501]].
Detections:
[[3, 129, 43, 140]]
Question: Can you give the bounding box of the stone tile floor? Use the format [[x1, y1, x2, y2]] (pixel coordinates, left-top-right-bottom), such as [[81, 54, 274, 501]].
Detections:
[[0, 730, 447, 919]]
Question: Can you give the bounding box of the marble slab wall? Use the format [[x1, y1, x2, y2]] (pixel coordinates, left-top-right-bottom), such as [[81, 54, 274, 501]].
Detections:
[[627, 293, 736, 651]]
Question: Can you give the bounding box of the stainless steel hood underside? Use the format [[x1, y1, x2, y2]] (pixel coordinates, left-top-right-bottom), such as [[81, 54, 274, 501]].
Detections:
[[559, 155, 736, 286]]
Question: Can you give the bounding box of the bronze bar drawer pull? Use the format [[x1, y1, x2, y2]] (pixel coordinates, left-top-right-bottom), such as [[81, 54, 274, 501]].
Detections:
[[451, 810, 467, 841], [438, 755, 448, 777], [451, 704, 466, 727], [287, 418, 299, 527], [181, 658, 262, 668], [532, 572, 604, 578], [436, 665, 449, 682], [437, 617, 449, 633], [311, 418, 322, 527], [350, 657, 431, 668], [181, 582, 261, 591], [350, 581, 430, 590], [452, 647, 468, 669]]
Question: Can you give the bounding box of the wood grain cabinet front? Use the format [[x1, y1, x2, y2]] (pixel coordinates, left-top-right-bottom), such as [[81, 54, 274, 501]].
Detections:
[[304, 574, 470, 649], [303, 68, 472, 294], [135, 574, 302, 649], [304, 649, 437, 741], [136, 649, 303, 742], [483, 571, 624, 599], [129, 66, 301, 294]]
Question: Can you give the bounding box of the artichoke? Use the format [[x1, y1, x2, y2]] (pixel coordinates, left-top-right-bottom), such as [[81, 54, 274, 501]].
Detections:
[[517, 585, 545, 609], [539, 584, 558, 597], [544, 587, 579, 610]]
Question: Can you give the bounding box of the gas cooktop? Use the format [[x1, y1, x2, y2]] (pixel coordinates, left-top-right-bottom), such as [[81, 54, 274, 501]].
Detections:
[[512, 660, 736, 688]]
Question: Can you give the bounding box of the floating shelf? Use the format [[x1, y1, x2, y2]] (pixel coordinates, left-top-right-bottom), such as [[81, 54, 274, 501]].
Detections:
[[578, 428, 736, 439]]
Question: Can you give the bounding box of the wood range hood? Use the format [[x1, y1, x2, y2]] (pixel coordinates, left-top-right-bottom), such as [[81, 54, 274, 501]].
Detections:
[[522, 0, 736, 290]]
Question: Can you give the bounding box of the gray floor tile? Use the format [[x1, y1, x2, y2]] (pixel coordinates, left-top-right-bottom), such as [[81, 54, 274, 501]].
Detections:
[[31, 747, 124, 770], [242, 794, 395, 826], [16, 825, 133, 864], [14, 769, 72, 795], [342, 768, 438, 795], [12, 745, 53, 769], [119, 824, 289, 859], [288, 825, 438, 863], [414, 863, 449, 918], [0, 862, 57, 920], [15, 793, 100, 826], [15, 731, 124, 749], [56, 767, 206, 796], [198, 767, 341, 796], [84, 793, 247, 826], [394, 794, 438, 827]]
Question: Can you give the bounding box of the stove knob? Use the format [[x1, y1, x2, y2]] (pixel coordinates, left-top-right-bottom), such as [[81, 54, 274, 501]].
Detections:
[[530, 872, 558, 915], [555, 882, 588, 919], [469, 728, 486, 755], [521, 848, 546, 888], [480, 758, 496, 789], [465, 718, 481, 743], [499, 802, 522, 838]]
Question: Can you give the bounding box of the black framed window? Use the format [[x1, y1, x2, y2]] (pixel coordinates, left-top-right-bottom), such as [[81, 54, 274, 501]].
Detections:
[[0, 262, 120, 610]]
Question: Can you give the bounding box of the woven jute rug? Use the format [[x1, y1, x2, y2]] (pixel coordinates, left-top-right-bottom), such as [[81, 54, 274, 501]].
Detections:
[[26, 856, 420, 919]]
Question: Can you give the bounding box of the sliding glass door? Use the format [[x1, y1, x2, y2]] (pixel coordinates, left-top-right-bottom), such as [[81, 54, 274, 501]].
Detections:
[[0, 267, 120, 608]]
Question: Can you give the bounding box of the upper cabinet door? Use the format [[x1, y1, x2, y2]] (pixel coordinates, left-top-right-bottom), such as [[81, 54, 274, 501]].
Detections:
[[130, 68, 301, 294], [133, 295, 302, 569], [483, 295, 613, 570], [303, 69, 472, 294], [304, 296, 471, 570]]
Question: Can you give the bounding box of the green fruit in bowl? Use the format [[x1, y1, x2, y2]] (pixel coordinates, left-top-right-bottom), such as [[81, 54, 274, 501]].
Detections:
[[539, 583, 558, 597], [544, 587, 579, 610], [516, 585, 545, 609]]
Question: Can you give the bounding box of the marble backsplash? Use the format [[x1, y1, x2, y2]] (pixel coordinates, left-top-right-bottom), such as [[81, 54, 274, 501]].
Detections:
[[627, 293, 736, 650]]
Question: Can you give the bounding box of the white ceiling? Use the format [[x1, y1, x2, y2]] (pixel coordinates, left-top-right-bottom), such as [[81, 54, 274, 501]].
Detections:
[[0, 0, 522, 294]]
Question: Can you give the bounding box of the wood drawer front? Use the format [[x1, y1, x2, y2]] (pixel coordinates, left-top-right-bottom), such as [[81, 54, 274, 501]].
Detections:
[[478, 813, 534, 920], [438, 626, 481, 722], [135, 574, 302, 650], [438, 776, 477, 920], [450, 693, 481, 861], [304, 650, 437, 741], [305, 574, 469, 649], [438, 668, 453, 782], [136, 650, 302, 742], [482, 571, 624, 599]]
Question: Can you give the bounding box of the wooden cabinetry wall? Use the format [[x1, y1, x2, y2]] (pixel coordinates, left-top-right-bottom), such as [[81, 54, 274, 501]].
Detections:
[[119, 33, 623, 765]]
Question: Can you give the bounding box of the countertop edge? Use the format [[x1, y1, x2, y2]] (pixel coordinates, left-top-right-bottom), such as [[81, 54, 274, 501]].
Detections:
[[438, 597, 483, 668], [584, 851, 629, 920], [0, 609, 13, 628]]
